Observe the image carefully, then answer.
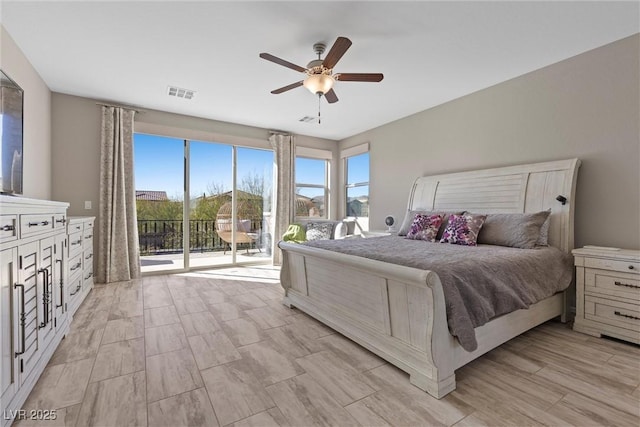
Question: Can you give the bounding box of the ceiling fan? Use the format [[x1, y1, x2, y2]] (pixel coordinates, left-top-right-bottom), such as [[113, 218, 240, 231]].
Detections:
[[259, 36, 384, 104]]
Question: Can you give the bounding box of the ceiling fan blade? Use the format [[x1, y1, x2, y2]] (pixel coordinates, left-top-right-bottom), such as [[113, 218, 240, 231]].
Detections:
[[322, 37, 352, 69], [336, 73, 384, 82], [324, 89, 339, 104], [259, 53, 307, 73], [271, 81, 304, 94]]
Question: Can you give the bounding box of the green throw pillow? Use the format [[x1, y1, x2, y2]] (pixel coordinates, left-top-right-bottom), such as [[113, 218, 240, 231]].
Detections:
[[282, 223, 306, 243]]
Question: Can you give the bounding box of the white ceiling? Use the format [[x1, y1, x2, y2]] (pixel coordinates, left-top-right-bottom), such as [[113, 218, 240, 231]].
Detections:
[[1, 1, 638, 141]]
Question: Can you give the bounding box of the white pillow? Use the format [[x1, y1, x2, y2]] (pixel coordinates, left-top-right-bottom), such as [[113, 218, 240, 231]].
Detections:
[[334, 221, 348, 239], [306, 222, 334, 241]]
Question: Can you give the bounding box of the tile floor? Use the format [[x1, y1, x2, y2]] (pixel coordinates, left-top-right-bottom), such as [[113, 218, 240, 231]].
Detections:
[[14, 266, 640, 427]]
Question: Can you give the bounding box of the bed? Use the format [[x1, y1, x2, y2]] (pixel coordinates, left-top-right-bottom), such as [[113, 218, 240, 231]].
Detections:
[[278, 158, 581, 399]]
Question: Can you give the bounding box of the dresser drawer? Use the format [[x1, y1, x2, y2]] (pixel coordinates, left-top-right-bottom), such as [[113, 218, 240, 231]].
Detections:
[[584, 257, 639, 274], [68, 232, 83, 257], [83, 250, 94, 264], [68, 253, 83, 277], [0, 214, 18, 243], [68, 221, 83, 234], [585, 269, 640, 302], [53, 213, 67, 230], [83, 267, 94, 284], [20, 214, 54, 238], [83, 236, 93, 251], [584, 295, 640, 333], [68, 273, 83, 299], [83, 225, 93, 240]]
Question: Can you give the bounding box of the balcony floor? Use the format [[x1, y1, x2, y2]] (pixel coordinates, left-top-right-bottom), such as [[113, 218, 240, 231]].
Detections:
[[141, 248, 270, 273]]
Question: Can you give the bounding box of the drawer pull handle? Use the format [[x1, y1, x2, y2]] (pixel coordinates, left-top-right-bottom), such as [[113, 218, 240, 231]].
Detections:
[[85, 234, 93, 239], [614, 311, 640, 321], [71, 240, 82, 246], [55, 218, 66, 224], [14, 283, 26, 357], [38, 268, 50, 329], [1, 225, 15, 231], [614, 281, 640, 289], [85, 253, 93, 260], [27, 222, 39, 227], [70, 262, 82, 271], [629, 265, 635, 270], [56, 259, 64, 311], [85, 272, 93, 280]]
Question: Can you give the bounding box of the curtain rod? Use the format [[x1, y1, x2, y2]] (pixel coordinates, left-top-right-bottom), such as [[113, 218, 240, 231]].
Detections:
[[96, 102, 144, 114]]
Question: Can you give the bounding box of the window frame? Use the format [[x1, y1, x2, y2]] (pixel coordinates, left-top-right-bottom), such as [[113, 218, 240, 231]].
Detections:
[[341, 143, 370, 229], [295, 147, 331, 220]]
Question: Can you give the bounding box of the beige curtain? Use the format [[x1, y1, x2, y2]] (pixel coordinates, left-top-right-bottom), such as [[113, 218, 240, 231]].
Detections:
[[96, 106, 140, 283], [269, 133, 294, 265]]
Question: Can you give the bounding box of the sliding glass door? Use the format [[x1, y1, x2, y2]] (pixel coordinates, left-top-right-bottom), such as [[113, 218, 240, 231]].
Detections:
[[134, 134, 273, 273], [188, 141, 233, 268], [134, 134, 186, 273], [235, 147, 274, 265]]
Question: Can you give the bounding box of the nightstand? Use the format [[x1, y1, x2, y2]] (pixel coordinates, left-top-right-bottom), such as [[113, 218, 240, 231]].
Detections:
[[572, 247, 640, 344]]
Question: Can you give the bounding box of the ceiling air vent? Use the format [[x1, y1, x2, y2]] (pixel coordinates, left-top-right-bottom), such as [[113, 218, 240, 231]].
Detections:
[[167, 86, 195, 100], [298, 116, 315, 123]]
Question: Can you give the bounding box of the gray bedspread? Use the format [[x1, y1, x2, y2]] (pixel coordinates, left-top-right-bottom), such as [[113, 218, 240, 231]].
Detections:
[[296, 235, 573, 351]]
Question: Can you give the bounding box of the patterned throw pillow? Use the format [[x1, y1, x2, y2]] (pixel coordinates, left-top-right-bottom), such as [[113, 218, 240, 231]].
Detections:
[[440, 213, 487, 246], [405, 214, 443, 242], [306, 222, 334, 241]]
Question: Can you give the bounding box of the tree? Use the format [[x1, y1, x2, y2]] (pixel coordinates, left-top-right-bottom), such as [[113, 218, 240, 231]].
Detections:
[[136, 199, 183, 221], [191, 182, 227, 220]]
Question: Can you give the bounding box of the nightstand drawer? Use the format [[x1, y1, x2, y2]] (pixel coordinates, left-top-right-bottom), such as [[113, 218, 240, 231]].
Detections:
[[584, 295, 640, 332], [585, 269, 640, 301], [584, 257, 639, 274]]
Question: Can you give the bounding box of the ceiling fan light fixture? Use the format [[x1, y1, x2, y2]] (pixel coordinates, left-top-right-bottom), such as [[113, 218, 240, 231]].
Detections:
[[303, 74, 335, 95]]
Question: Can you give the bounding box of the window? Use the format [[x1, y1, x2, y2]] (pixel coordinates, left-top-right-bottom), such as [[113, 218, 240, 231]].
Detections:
[[345, 152, 369, 217], [295, 156, 329, 218], [342, 143, 370, 230]]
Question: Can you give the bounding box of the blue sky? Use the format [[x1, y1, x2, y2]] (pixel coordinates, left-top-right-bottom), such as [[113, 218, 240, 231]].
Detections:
[[134, 134, 273, 200], [134, 133, 369, 200]]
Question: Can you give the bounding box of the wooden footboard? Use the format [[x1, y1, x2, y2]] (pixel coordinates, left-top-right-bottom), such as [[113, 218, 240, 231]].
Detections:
[[279, 241, 565, 399], [279, 241, 457, 398]]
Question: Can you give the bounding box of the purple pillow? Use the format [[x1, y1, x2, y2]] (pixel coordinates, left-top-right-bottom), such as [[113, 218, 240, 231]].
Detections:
[[405, 214, 443, 242], [440, 213, 487, 246]]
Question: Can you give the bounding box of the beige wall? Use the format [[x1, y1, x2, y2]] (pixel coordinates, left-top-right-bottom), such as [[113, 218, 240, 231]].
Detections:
[[51, 94, 101, 215], [340, 34, 640, 250], [51, 93, 338, 220], [0, 25, 52, 199]]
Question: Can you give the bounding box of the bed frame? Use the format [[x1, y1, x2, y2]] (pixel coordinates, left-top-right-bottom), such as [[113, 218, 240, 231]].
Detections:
[[279, 158, 580, 398]]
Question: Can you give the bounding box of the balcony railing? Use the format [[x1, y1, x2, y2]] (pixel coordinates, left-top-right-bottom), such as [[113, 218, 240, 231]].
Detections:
[[137, 219, 265, 256]]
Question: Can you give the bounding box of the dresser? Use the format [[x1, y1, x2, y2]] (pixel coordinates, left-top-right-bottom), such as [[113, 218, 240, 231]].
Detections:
[[66, 217, 95, 317], [573, 247, 640, 344], [0, 196, 69, 427]]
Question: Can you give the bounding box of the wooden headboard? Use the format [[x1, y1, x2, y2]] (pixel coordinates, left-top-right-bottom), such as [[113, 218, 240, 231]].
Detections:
[[407, 159, 581, 253]]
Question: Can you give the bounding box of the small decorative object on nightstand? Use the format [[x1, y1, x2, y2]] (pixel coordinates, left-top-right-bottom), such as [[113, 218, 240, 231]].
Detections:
[[384, 215, 396, 232], [573, 246, 640, 344]]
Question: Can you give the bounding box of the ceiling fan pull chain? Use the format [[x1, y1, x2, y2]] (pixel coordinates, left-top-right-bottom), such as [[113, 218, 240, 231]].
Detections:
[[318, 94, 322, 124]]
